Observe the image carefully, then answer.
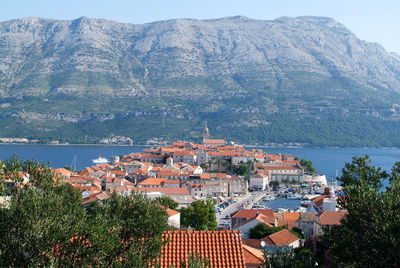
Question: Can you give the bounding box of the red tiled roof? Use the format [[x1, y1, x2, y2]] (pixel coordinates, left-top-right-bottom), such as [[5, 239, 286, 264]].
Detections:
[[200, 173, 211, 179], [97, 163, 110, 170], [242, 245, 264, 266], [158, 171, 181, 177], [172, 142, 186, 147], [242, 239, 264, 249], [261, 165, 301, 170], [311, 194, 329, 209], [139, 177, 167, 186], [109, 170, 127, 176], [82, 191, 109, 205], [160, 231, 245, 268], [173, 151, 195, 157], [54, 168, 73, 177], [78, 167, 95, 176], [274, 212, 300, 229], [216, 173, 227, 179], [164, 180, 180, 184], [251, 173, 268, 178], [231, 209, 274, 219], [266, 229, 299, 246], [135, 187, 190, 196], [317, 210, 347, 226], [91, 166, 101, 171], [203, 138, 226, 143], [234, 213, 274, 229], [166, 208, 180, 217]]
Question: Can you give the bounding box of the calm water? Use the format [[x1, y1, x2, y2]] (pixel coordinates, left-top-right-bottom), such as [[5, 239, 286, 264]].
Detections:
[[0, 144, 147, 170], [0, 145, 399, 176], [260, 197, 301, 211]]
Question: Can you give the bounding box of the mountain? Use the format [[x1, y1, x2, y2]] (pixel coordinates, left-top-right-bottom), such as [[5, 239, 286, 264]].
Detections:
[[1, 16, 400, 146]]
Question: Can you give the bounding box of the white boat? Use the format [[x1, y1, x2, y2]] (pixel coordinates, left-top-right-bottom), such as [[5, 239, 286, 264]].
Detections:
[[287, 194, 302, 200], [263, 194, 276, 201], [92, 156, 109, 164]]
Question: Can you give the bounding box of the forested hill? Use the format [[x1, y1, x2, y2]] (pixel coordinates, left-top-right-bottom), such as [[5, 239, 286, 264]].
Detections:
[[1, 16, 400, 146]]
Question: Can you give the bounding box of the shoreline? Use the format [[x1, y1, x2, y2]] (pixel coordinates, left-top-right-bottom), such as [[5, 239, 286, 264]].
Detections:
[[0, 143, 149, 147], [0, 143, 399, 150]]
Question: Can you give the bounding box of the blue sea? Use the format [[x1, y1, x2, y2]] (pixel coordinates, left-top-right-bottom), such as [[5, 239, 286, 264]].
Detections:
[[0, 145, 399, 178]]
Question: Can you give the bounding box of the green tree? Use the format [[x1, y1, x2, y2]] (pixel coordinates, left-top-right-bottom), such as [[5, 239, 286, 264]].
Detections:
[[269, 180, 279, 189], [299, 158, 316, 174], [200, 163, 208, 171], [324, 156, 400, 267], [232, 162, 250, 178], [180, 200, 217, 230], [249, 223, 285, 239], [0, 156, 169, 267], [153, 195, 179, 210], [263, 247, 313, 268]]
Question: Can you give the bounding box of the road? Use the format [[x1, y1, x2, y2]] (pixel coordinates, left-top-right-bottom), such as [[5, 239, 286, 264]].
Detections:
[[216, 191, 266, 228]]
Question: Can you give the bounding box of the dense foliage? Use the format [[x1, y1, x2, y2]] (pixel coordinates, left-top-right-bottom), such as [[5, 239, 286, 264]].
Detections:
[[0, 156, 168, 267], [263, 247, 313, 268], [249, 223, 285, 239], [2, 96, 400, 148], [232, 161, 251, 179], [180, 200, 217, 231], [324, 156, 400, 267], [154, 195, 179, 210], [249, 223, 301, 240], [299, 158, 316, 174]]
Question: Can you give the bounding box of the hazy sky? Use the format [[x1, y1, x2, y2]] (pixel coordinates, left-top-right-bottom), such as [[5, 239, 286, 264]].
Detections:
[[1, 0, 399, 53]]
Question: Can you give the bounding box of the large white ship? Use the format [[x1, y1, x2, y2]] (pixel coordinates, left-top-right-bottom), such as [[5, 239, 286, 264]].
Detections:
[[92, 156, 109, 164]]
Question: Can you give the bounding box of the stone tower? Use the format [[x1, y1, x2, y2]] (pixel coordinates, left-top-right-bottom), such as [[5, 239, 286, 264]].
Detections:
[[203, 121, 210, 141]]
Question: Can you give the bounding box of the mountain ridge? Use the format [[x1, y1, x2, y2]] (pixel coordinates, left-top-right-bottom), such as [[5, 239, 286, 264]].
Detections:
[[1, 16, 400, 146]]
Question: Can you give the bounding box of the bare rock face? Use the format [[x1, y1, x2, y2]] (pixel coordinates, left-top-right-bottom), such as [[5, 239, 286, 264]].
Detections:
[[0, 16, 399, 99], [1, 16, 400, 145]]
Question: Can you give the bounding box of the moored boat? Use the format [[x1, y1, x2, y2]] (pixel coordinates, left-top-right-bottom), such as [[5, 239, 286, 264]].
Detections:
[[92, 156, 109, 164]]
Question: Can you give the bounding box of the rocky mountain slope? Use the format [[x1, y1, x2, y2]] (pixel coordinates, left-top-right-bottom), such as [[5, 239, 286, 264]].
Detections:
[[1, 16, 400, 145]]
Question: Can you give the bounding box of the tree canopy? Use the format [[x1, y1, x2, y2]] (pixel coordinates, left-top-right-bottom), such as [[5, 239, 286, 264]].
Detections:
[[180, 200, 217, 231], [324, 156, 400, 267], [232, 162, 251, 179], [249, 223, 285, 239], [0, 156, 168, 267], [299, 158, 316, 174], [154, 195, 179, 210]]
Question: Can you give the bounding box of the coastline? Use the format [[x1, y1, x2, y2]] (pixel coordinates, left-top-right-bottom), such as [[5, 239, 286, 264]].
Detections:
[[0, 143, 149, 147], [1, 143, 399, 150]]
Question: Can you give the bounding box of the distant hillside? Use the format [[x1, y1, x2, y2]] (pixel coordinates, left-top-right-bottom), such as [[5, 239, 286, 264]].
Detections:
[[1, 16, 400, 146]]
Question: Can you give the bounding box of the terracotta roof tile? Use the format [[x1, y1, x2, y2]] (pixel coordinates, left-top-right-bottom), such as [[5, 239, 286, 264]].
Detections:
[[135, 187, 190, 196], [160, 231, 245, 268], [317, 210, 347, 226], [266, 229, 299, 246], [242, 244, 264, 265], [274, 212, 300, 229], [166, 208, 180, 217], [138, 177, 167, 186], [164, 180, 180, 184], [234, 213, 274, 229], [311, 194, 329, 209], [231, 209, 274, 219], [242, 239, 263, 249], [200, 173, 211, 179]]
